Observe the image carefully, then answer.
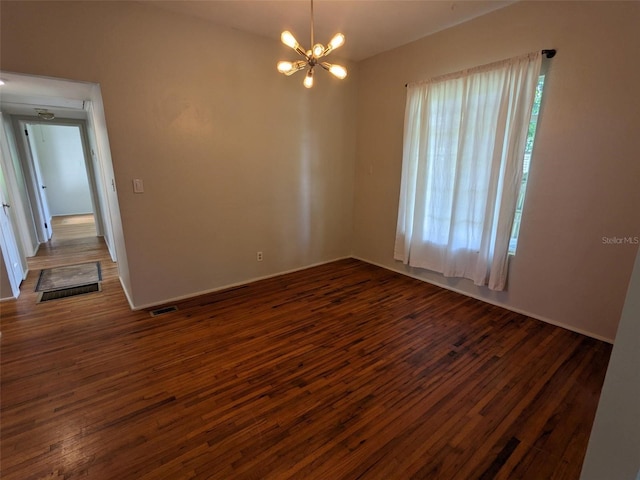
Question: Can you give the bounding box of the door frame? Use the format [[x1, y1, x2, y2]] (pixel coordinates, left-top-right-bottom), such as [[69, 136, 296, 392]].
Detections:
[[0, 72, 127, 302], [10, 115, 106, 245]]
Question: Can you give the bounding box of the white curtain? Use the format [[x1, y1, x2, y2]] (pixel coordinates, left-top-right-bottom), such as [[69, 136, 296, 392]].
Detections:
[[394, 52, 542, 290]]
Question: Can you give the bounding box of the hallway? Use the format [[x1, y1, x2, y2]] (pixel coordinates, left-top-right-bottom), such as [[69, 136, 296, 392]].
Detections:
[[2, 214, 123, 327], [28, 214, 102, 270]]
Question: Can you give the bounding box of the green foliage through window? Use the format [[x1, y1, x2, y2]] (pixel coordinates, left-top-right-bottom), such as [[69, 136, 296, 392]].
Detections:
[[509, 75, 545, 254]]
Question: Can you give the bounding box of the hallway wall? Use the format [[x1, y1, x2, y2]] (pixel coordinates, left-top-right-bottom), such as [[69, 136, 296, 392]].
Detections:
[[29, 124, 93, 216]]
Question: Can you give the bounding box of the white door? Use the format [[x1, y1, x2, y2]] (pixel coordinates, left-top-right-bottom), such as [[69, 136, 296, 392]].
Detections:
[[0, 163, 24, 296], [20, 122, 53, 241]]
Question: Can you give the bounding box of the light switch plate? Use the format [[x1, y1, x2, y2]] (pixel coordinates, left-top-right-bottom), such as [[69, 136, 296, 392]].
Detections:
[[133, 179, 144, 193]]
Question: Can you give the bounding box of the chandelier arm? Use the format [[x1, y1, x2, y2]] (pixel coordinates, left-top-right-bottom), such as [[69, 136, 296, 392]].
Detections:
[[294, 47, 310, 59], [321, 47, 332, 58]]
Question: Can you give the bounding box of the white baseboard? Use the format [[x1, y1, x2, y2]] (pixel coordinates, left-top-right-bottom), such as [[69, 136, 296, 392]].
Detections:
[[119, 276, 136, 311]]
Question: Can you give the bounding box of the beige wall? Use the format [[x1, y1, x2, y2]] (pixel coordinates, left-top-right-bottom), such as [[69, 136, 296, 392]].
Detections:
[[0, 253, 13, 299], [581, 247, 640, 479], [1, 1, 357, 307], [353, 1, 640, 341]]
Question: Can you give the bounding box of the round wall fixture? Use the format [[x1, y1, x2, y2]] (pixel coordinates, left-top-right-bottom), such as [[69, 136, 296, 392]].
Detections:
[[35, 108, 55, 120]]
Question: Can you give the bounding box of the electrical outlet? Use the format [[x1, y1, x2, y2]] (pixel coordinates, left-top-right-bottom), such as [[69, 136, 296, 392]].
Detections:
[[257, 251, 263, 262]]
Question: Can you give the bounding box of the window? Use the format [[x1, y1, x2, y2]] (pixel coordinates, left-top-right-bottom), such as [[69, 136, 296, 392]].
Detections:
[[394, 52, 542, 291], [509, 75, 546, 254]]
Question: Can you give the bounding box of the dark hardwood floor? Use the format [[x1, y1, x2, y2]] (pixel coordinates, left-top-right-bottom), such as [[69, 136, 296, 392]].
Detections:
[[0, 217, 612, 479]]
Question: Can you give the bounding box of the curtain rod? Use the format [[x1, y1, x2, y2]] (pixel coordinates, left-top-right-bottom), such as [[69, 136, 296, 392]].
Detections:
[[405, 49, 556, 87]]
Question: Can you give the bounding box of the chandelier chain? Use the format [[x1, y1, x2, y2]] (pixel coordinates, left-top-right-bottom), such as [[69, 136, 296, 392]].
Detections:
[[310, 0, 315, 50]]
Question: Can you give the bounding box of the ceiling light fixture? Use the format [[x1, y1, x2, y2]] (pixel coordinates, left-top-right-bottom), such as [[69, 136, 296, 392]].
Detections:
[[277, 0, 347, 88], [35, 108, 55, 120]]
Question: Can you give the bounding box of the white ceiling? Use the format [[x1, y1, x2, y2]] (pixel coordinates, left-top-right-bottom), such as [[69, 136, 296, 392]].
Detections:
[[146, 0, 517, 62]]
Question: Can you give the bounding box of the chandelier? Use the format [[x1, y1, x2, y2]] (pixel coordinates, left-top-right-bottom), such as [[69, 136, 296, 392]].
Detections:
[[276, 0, 347, 88]]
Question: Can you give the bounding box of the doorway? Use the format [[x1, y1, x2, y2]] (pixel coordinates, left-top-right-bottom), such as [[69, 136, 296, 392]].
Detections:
[[23, 121, 99, 242], [0, 72, 128, 302], [14, 117, 105, 245], [10, 117, 112, 281]]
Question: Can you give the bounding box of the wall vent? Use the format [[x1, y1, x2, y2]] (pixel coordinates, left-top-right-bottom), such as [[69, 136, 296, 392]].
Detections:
[[38, 283, 101, 303], [149, 306, 178, 317]]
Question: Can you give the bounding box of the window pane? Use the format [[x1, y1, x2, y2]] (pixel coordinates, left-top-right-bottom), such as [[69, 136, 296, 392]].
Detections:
[[509, 75, 546, 254]]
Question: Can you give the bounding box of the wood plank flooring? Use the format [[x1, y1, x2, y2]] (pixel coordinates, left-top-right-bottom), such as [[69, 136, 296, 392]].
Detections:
[[28, 215, 103, 271], [0, 218, 612, 479]]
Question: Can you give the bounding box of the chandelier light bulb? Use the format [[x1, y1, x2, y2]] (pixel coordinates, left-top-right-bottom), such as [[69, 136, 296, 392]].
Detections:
[[329, 33, 345, 50], [281, 31, 299, 49], [303, 69, 314, 88], [329, 64, 347, 79], [277, 60, 307, 76], [277, 61, 294, 74], [312, 43, 325, 58], [321, 62, 348, 80]]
